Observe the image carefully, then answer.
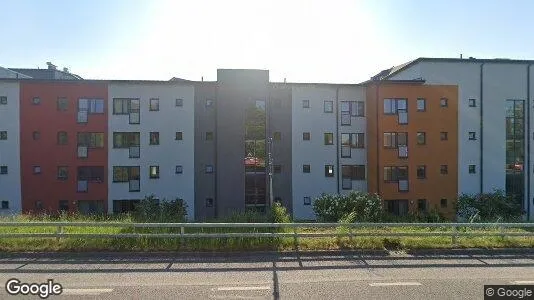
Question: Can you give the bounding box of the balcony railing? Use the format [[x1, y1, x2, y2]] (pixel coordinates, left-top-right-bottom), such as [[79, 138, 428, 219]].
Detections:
[[77, 146, 88, 158], [77, 180, 88, 192], [398, 111, 408, 125], [398, 145, 408, 158], [129, 146, 140, 158], [77, 111, 88, 123], [129, 179, 140, 192], [398, 179, 409, 192]]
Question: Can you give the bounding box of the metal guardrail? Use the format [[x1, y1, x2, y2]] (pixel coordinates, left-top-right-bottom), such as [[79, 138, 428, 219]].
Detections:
[[0, 222, 533, 245]]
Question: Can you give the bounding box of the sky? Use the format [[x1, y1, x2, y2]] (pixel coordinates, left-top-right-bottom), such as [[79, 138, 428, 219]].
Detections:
[[1, 0, 533, 83]]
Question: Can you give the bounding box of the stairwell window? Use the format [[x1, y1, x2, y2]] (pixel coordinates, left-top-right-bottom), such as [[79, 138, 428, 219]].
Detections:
[[468, 132, 476, 140], [469, 99, 477, 107], [324, 165, 334, 177]]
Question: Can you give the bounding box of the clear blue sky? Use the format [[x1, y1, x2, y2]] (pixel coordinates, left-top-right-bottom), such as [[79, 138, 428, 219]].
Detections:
[[1, 0, 532, 83]]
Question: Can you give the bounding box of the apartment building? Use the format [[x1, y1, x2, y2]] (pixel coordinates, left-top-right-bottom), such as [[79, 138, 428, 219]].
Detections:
[[108, 82, 195, 218], [377, 58, 534, 220]]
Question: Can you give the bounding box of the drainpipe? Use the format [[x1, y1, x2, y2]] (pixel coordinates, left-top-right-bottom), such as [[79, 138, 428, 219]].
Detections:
[[335, 87, 340, 194], [479, 63, 484, 194], [376, 83, 381, 195], [527, 64, 532, 221]]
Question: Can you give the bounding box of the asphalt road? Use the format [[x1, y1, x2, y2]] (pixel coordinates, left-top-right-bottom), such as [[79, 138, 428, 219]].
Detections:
[[0, 249, 533, 299]]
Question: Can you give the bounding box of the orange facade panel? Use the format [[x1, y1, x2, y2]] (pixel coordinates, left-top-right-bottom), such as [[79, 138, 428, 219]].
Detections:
[[366, 82, 458, 218]]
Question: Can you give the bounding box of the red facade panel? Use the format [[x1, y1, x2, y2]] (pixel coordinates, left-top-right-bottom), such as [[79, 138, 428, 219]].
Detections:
[[20, 82, 108, 214]]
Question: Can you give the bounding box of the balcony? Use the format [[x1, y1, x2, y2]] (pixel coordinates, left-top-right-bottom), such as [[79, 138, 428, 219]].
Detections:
[[398, 111, 408, 125], [129, 179, 140, 192], [77, 146, 88, 158], [77, 111, 88, 123], [77, 180, 88, 192], [398, 179, 409, 192], [398, 145, 408, 158], [129, 146, 140, 158]]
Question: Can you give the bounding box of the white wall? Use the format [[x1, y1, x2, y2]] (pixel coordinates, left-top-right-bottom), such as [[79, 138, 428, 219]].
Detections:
[[338, 86, 367, 194], [0, 82, 21, 215], [291, 85, 338, 220], [108, 83, 195, 219]]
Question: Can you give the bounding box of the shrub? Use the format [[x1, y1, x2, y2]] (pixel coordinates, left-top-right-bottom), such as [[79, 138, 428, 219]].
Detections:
[[313, 191, 382, 222], [269, 202, 292, 223], [133, 195, 188, 222], [456, 190, 523, 222]]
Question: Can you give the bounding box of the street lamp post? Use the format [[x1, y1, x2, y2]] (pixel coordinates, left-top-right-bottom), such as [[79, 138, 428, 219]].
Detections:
[[268, 137, 274, 207]]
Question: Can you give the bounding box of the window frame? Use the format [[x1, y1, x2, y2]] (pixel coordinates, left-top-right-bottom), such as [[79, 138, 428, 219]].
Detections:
[[1, 200, 8, 209], [383, 166, 409, 182], [57, 131, 68, 145], [417, 132, 426, 145], [175, 165, 183, 174], [303, 196, 311, 206], [324, 133, 334, 145], [77, 166, 105, 182], [440, 97, 448, 107], [302, 100, 310, 108], [57, 166, 68, 180], [440, 132, 448, 141], [324, 100, 333, 113], [303, 164, 311, 173], [149, 165, 160, 179], [149, 98, 160, 111], [0, 131, 7, 140], [77, 132, 105, 148], [205, 131, 214, 141], [273, 131, 281, 141], [113, 132, 140, 148], [416, 165, 426, 179], [175, 132, 183, 140], [33, 166, 42, 174], [0, 165, 7, 174], [441, 198, 448, 208], [303, 132, 311, 141], [0, 96, 7, 105], [149, 132, 160, 145], [205, 165, 214, 174], [468, 98, 477, 107], [112, 166, 140, 183], [57, 97, 68, 111], [468, 164, 476, 174], [324, 165, 335, 177], [440, 165, 448, 175], [32, 97, 41, 105], [468, 132, 477, 140], [175, 98, 183, 107], [416, 98, 426, 112]]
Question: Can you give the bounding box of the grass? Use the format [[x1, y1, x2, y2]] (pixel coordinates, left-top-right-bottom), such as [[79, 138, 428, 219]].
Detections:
[[0, 214, 533, 252]]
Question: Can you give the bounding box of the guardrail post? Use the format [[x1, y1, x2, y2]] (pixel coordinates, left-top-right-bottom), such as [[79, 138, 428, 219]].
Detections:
[[293, 227, 299, 250], [499, 225, 505, 239], [56, 226, 63, 242], [451, 224, 458, 246], [180, 226, 185, 248]]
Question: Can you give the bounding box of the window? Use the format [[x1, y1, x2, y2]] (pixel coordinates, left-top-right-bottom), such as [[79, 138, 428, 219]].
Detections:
[[205, 165, 214, 173], [385, 200, 409, 216], [113, 98, 139, 120], [341, 101, 351, 125], [175, 99, 183, 107], [32, 97, 41, 105], [303, 132, 310, 141], [205, 132, 214, 141], [206, 99, 214, 108], [440, 165, 448, 175], [416, 165, 426, 179], [57, 98, 68, 111], [0, 131, 6, 140], [440, 132, 448, 141], [441, 198, 448, 208], [59, 200, 69, 212], [149, 98, 159, 111], [469, 99, 477, 107], [274, 165, 282, 173], [0, 96, 7, 105], [324, 165, 334, 177], [175, 165, 183, 174], [469, 164, 476, 174], [324, 100, 333, 113], [57, 131, 68, 145], [32, 131, 40, 140], [384, 98, 407, 114], [468, 132, 476, 140], [113, 132, 140, 148], [206, 198, 214, 207], [383, 166, 408, 182], [149, 132, 160, 145], [303, 164, 310, 173], [175, 132, 183, 140], [112, 166, 140, 183], [417, 132, 426, 145], [77, 166, 104, 182], [302, 100, 310, 108], [149, 166, 160, 179], [35, 200, 43, 210], [342, 165, 366, 183], [341, 133, 365, 157], [33, 166, 41, 174], [273, 132, 281, 141], [57, 166, 68, 180], [417, 98, 426, 111], [1, 201, 8, 209], [351, 101, 365, 117], [324, 133, 334, 145], [417, 199, 427, 213], [79, 98, 104, 114], [383, 132, 407, 148], [303, 197, 311, 206], [77, 132, 104, 148], [440, 97, 448, 107], [0, 166, 7, 174]]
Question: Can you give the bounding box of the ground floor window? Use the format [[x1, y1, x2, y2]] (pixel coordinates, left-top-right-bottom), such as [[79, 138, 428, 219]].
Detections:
[[385, 199, 408, 216]]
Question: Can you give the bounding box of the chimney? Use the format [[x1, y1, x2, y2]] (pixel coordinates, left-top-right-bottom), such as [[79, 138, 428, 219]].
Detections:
[[63, 67, 69, 73], [46, 62, 57, 70]]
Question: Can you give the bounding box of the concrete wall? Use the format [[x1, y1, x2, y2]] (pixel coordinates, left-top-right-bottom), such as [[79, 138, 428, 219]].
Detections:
[[0, 82, 21, 215], [291, 85, 338, 220], [108, 83, 195, 219]]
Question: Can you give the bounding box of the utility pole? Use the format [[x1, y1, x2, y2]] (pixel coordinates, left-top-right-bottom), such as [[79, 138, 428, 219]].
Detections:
[[267, 137, 274, 207]]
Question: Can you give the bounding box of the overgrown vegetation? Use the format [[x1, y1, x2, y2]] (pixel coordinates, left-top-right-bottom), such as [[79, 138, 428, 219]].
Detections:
[[456, 189, 523, 222], [313, 191, 382, 222]]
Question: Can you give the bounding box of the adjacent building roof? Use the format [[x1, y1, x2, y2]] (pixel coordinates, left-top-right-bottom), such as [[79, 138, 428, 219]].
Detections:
[[8, 68, 83, 80]]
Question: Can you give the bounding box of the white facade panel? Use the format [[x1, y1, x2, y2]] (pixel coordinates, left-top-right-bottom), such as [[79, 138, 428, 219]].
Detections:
[[291, 85, 338, 220], [0, 82, 21, 215], [338, 86, 367, 194], [108, 83, 195, 219]]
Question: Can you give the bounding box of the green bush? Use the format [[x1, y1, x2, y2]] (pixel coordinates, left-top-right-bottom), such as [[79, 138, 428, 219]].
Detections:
[[456, 190, 523, 222], [313, 191, 382, 222], [133, 195, 188, 222]]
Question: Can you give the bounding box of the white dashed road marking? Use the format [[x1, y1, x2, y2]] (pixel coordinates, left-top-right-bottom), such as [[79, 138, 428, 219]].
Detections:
[[369, 282, 422, 287]]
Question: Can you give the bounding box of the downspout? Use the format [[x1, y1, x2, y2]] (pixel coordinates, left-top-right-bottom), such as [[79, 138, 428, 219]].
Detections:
[[479, 63, 484, 194], [214, 84, 219, 218], [376, 83, 381, 195], [335, 87, 340, 194], [527, 64, 531, 221]]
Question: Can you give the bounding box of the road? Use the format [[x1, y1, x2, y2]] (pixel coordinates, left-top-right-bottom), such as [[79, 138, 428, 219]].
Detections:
[[0, 249, 533, 299]]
